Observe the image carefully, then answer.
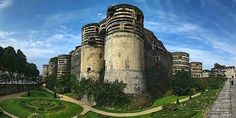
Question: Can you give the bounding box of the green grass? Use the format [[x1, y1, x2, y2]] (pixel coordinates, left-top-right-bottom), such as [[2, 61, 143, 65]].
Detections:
[[94, 95, 188, 113], [152, 95, 188, 107], [1, 115, 11, 118], [21, 89, 53, 98], [0, 98, 83, 118], [77, 112, 100, 118]]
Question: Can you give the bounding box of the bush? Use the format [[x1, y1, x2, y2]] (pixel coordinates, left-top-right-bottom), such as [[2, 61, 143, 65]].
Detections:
[[0, 109, 3, 116], [172, 71, 192, 96], [192, 78, 207, 92], [27, 90, 31, 97], [176, 98, 180, 105], [162, 103, 178, 111], [47, 104, 65, 111], [76, 78, 129, 107], [38, 106, 44, 111], [19, 101, 36, 111], [27, 113, 42, 118]]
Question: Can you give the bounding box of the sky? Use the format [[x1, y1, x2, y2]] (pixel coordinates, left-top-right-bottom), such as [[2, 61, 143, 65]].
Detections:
[[0, 0, 236, 74]]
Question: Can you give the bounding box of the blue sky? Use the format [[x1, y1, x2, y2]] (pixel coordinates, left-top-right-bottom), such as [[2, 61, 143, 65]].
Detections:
[[0, 0, 236, 74]]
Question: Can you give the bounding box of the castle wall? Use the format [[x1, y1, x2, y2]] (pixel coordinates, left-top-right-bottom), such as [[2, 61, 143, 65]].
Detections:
[[105, 32, 145, 94], [144, 29, 172, 98], [104, 4, 145, 94], [48, 57, 57, 76], [71, 46, 81, 79], [80, 23, 104, 80], [42, 64, 48, 81]]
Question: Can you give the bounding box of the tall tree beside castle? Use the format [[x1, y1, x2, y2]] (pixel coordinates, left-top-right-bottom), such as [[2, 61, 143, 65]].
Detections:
[[0, 46, 39, 77]]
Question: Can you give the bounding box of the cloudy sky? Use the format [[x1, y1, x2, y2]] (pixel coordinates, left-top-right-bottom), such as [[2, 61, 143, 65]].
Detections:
[[0, 0, 236, 74]]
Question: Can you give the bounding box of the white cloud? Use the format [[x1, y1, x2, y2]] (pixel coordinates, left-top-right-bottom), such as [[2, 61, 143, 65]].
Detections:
[[167, 44, 236, 69], [0, 28, 81, 74], [0, 0, 12, 11]]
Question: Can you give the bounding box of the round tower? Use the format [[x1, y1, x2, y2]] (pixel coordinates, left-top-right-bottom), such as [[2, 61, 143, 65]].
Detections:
[[104, 4, 145, 94], [80, 23, 105, 80], [172, 52, 190, 75]]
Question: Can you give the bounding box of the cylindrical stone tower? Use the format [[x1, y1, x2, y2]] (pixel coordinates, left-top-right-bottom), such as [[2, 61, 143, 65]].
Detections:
[[57, 54, 71, 79], [104, 4, 145, 94], [80, 23, 105, 80], [172, 52, 190, 75], [190, 62, 203, 78]]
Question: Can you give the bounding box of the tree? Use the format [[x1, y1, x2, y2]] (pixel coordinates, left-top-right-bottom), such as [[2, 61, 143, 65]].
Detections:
[[76, 78, 129, 107], [45, 75, 57, 90], [0, 46, 40, 84], [172, 70, 192, 96], [214, 63, 225, 69]]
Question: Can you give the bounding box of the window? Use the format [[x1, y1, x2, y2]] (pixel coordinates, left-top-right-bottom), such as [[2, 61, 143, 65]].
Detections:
[[87, 68, 91, 72], [99, 53, 103, 59]]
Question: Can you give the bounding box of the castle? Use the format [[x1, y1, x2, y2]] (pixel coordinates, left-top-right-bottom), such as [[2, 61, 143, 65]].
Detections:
[[78, 4, 173, 94], [44, 4, 207, 96]]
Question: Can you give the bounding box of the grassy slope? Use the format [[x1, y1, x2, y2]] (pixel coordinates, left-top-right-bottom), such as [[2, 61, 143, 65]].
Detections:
[[80, 89, 220, 118], [152, 95, 188, 107], [94, 95, 188, 113], [21, 89, 53, 98]]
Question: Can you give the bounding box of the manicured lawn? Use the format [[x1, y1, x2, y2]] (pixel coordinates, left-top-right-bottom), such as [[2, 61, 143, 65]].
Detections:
[[151, 95, 188, 107], [21, 88, 53, 98], [0, 98, 83, 118]]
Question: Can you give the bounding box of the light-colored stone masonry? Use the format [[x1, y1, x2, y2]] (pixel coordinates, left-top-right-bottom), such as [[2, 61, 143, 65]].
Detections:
[[207, 79, 232, 118]]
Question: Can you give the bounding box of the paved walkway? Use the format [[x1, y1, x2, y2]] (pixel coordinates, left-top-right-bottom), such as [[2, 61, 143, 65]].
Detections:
[[207, 79, 232, 118], [231, 79, 236, 118]]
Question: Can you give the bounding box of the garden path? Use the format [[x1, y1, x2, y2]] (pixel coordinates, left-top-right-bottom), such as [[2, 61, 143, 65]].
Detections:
[[231, 79, 236, 118]]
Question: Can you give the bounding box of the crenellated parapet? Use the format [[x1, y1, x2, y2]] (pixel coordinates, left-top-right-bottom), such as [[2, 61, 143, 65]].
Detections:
[[106, 4, 144, 39]]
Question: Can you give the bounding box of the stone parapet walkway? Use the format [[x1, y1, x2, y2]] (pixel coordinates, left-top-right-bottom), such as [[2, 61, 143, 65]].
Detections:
[[231, 79, 236, 118], [207, 79, 232, 118]]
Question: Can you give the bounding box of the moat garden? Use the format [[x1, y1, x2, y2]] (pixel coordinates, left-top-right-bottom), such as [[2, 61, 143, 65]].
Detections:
[[0, 76, 227, 118]]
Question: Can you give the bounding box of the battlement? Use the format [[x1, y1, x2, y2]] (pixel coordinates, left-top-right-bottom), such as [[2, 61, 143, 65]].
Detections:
[[81, 23, 104, 47], [106, 4, 144, 39]]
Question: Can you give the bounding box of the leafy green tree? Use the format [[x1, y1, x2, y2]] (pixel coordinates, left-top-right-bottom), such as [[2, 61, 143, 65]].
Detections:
[[213, 63, 225, 69], [172, 70, 192, 96], [55, 74, 77, 93], [45, 75, 57, 90], [0, 46, 40, 83], [76, 78, 129, 107]]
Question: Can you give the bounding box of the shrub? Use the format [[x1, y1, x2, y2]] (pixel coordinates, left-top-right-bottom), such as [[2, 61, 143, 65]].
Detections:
[[38, 106, 44, 111], [176, 98, 180, 105], [172, 71, 192, 96], [27, 113, 42, 118], [162, 103, 178, 111], [27, 90, 31, 97], [0, 109, 3, 116], [47, 104, 65, 111]]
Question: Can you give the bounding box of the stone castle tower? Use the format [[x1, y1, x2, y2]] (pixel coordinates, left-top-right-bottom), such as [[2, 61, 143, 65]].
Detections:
[[80, 23, 105, 80], [79, 4, 172, 95], [104, 4, 145, 94]]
